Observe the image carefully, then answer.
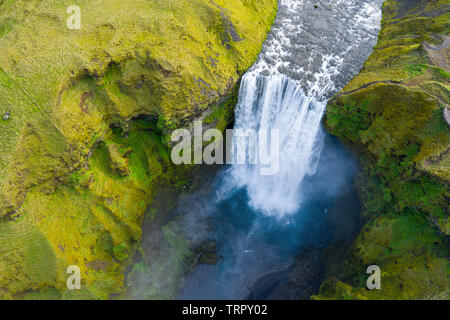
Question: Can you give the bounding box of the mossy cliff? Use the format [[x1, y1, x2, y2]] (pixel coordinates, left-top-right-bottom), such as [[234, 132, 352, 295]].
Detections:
[[315, 0, 449, 300], [0, 0, 277, 299]]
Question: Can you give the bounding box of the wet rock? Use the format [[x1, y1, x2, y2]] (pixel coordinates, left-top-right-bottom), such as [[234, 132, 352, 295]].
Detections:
[[195, 240, 218, 265], [319, 0, 450, 299], [268, 249, 324, 300], [247, 249, 324, 300]]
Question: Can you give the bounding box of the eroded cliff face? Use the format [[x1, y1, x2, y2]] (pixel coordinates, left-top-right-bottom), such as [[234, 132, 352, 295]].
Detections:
[[0, 0, 277, 299], [317, 0, 449, 299]]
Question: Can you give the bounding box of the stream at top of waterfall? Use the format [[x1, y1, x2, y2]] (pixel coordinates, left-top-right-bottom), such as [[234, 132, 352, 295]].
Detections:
[[127, 0, 384, 300]]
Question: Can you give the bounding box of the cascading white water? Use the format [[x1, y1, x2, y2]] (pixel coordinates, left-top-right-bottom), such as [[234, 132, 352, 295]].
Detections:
[[175, 0, 384, 300], [227, 74, 326, 216], [222, 0, 383, 218], [132, 0, 385, 300]]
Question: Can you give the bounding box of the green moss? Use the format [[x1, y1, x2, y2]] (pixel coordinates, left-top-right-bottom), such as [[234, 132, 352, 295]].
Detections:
[[316, 210, 449, 300], [0, 0, 278, 299], [0, 215, 59, 299], [204, 84, 239, 131], [24, 288, 62, 300], [112, 243, 129, 261], [406, 63, 428, 76], [343, 0, 449, 92], [126, 220, 195, 300], [320, 0, 449, 300]]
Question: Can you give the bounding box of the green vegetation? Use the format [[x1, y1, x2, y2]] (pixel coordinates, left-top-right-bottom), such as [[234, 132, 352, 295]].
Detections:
[[406, 63, 428, 76], [126, 219, 195, 300], [0, 0, 277, 299], [317, 0, 449, 300]]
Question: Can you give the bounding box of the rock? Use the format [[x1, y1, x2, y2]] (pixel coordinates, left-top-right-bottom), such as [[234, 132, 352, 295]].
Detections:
[[198, 252, 218, 265], [423, 36, 450, 73], [319, 0, 449, 300], [443, 107, 450, 128], [247, 249, 323, 300], [195, 240, 218, 265], [0, 0, 278, 300], [268, 249, 324, 300]]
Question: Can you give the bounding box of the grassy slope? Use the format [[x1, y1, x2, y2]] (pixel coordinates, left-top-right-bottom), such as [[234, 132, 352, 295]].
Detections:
[[315, 0, 449, 300], [0, 0, 277, 299]]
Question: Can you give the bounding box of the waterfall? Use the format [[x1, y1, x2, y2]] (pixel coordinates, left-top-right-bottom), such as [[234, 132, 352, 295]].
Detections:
[[225, 74, 325, 217], [221, 0, 384, 218], [134, 0, 386, 300]]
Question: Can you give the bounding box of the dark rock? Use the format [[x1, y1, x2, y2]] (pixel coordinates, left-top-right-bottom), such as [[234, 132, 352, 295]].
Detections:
[[247, 249, 324, 300], [267, 249, 324, 300], [195, 239, 218, 265]]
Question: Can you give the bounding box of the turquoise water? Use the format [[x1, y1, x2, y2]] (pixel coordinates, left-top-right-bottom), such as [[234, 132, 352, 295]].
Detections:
[[176, 0, 382, 299], [178, 133, 358, 299]]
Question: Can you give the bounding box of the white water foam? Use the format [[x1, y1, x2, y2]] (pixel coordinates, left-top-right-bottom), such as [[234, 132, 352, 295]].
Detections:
[[221, 0, 383, 218]]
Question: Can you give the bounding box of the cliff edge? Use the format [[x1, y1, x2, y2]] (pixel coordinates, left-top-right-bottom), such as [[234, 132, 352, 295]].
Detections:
[[0, 0, 277, 299], [317, 0, 449, 300]]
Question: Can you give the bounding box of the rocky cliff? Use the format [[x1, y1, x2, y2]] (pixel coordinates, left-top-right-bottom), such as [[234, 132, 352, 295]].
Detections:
[[0, 0, 277, 299], [316, 0, 449, 300]]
